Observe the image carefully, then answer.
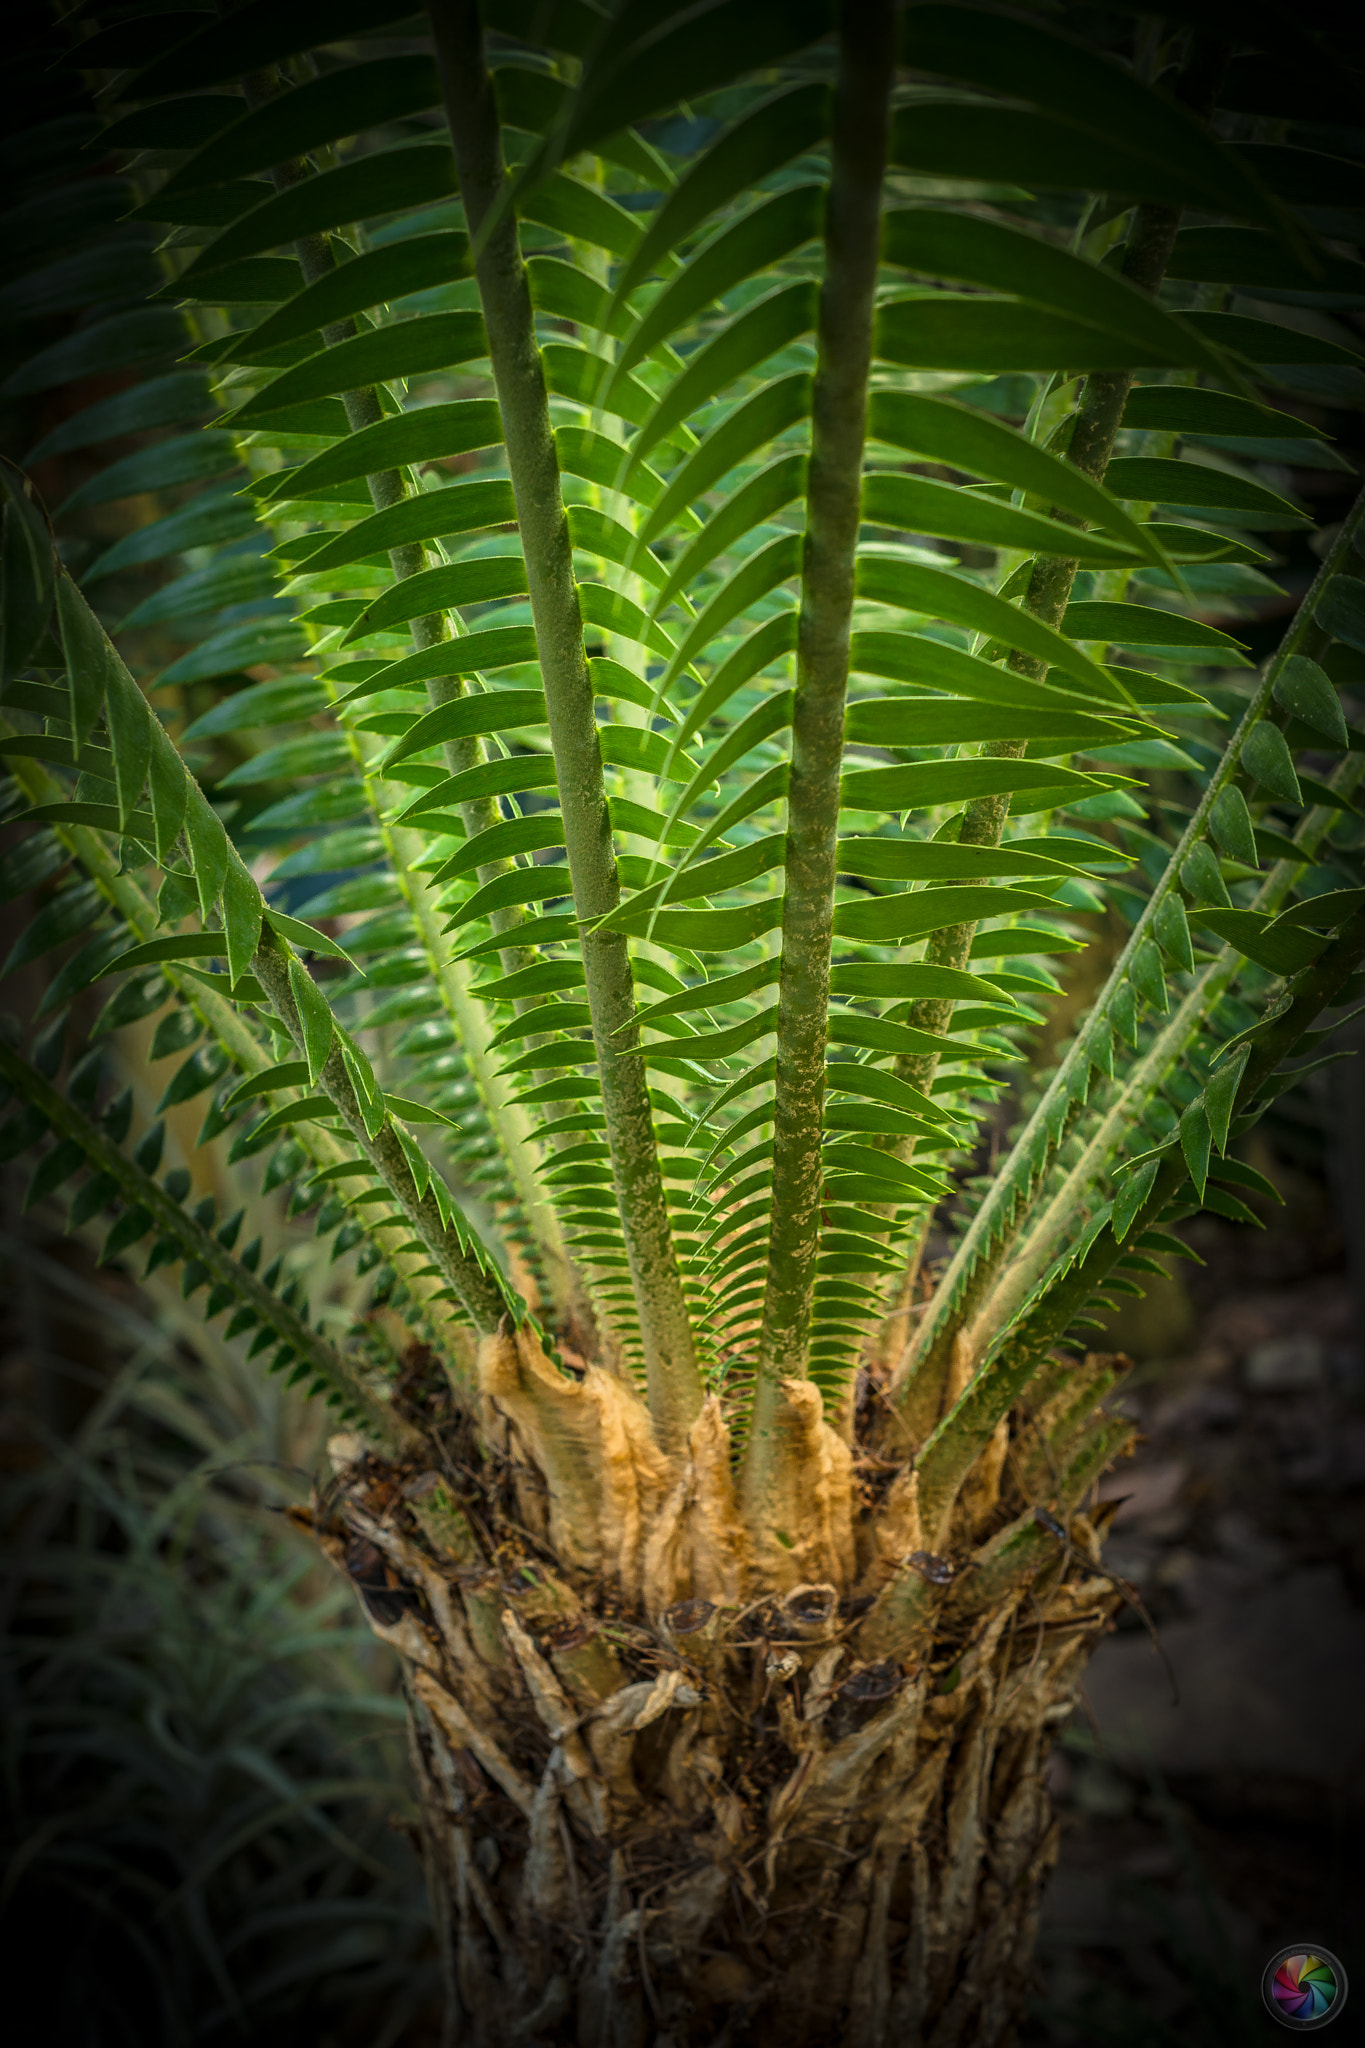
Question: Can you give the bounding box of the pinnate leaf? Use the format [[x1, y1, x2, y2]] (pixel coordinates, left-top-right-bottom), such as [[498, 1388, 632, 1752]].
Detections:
[[239, 231, 470, 356], [1113, 1157, 1160, 1242], [221, 863, 263, 987], [611, 82, 829, 308], [159, 56, 442, 195], [629, 280, 817, 473], [269, 398, 501, 505], [265, 910, 362, 970], [286, 958, 333, 1089], [233, 312, 486, 423]]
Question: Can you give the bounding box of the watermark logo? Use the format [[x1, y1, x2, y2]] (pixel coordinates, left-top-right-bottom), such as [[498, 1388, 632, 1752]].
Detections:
[[1262, 1946, 1348, 2031]]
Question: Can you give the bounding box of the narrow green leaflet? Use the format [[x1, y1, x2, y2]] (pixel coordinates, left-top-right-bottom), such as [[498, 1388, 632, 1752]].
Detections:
[[878, 299, 1201, 374], [231, 313, 488, 424], [237, 234, 472, 357], [266, 399, 502, 503], [380, 690, 549, 770], [128, 0, 422, 97], [854, 555, 1120, 696], [900, 4, 1297, 234], [157, 57, 444, 196], [863, 473, 1144, 567], [842, 699, 1134, 750], [341, 555, 526, 642], [176, 142, 458, 272], [662, 532, 802, 686], [867, 391, 1165, 565], [83, 491, 258, 579], [611, 83, 830, 307], [119, 555, 279, 632], [882, 209, 1227, 373], [24, 371, 212, 462], [520, 0, 835, 168], [1184, 310, 1362, 367], [653, 456, 807, 615], [1061, 600, 1249, 658], [639, 371, 812, 547], [0, 308, 187, 399], [297, 479, 516, 574], [1120, 386, 1323, 437], [627, 281, 818, 473], [834, 885, 1065, 943], [157, 623, 309, 689], [840, 758, 1101, 810], [1104, 457, 1308, 522], [520, 173, 644, 261], [609, 184, 824, 389], [341, 627, 539, 703], [889, 103, 1238, 209], [1166, 227, 1365, 296], [834, 837, 1099, 883], [848, 629, 1124, 710]]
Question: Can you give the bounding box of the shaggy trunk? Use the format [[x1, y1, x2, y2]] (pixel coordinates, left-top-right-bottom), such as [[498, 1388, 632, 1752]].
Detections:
[[309, 1331, 1128, 2048], [13, 4, 1362, 2043]]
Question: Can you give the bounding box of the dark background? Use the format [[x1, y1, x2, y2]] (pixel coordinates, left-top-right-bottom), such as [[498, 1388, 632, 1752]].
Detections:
[[3, 3, 1364, 2045]]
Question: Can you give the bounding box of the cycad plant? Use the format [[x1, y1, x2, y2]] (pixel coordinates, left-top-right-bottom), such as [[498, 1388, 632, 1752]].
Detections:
[[3, 1, 1363, 2040]]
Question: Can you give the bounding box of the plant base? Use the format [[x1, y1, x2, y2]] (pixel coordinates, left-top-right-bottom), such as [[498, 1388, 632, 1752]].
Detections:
[[308, 1430, 1119, 2047]]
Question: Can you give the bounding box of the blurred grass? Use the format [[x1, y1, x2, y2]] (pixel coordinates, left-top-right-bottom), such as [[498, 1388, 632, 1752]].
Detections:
[[0, 1229, 437, 2047]]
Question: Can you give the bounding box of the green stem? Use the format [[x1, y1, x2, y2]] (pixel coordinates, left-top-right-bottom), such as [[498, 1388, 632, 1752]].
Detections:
[[892, 199, 1186, 1100], [877, 38, 1229, 1382], [0, 1038, 419, 1455], [1021, 894, 1365, 1360], [892, 482, 1365, 1430], [237, 93, 574, 1302], [963, 740, 1365, 1362], [743, 0, 894, 1472], [869, 207, 1185, 1380], [2, 732, 473, 1356], [250, 927, 511, 1333], [428, 0, 702, 1450], [864, 838, 1365, 1661]]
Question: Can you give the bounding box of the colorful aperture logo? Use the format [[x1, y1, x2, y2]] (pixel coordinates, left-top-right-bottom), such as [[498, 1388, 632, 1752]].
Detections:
[[1262, 1946, 1348, 2031]]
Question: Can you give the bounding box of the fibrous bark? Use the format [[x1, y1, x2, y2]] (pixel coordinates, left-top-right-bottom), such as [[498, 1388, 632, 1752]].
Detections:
[[308, 1334, 1133, 2047]]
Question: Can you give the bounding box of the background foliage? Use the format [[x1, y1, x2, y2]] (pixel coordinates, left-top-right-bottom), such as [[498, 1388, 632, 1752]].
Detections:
[[2, 0, 1363, 1446], [1, 0, 1363, 2033], [0, 1219, 433, 2045]]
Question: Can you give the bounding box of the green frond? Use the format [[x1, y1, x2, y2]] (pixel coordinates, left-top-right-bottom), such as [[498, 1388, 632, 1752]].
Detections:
[[3, 0, 1362, 1517]]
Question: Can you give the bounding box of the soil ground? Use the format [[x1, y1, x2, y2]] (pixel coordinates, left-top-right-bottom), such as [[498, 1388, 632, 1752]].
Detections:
[[1021, 1094, 1365, 2047]]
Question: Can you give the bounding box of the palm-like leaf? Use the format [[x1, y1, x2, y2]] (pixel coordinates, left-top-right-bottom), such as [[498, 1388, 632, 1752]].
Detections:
[[2, 0, 1361, 1421], [4, 2, 1364, 2037]]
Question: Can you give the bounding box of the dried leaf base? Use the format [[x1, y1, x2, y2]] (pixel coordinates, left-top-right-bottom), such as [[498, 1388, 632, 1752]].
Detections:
[[304, 1334, 1127, 2048]]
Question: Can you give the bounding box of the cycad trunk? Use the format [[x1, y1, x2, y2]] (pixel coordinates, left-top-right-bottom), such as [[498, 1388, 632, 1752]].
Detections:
[[11, 2, 1365, 2040], [312, 1334, 1122, 2048]]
